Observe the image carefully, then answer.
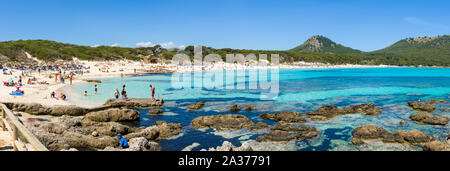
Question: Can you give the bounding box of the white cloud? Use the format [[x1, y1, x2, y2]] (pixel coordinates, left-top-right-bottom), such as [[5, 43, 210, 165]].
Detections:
[[135, 41, 185, 50], [403, 17, 449, 30], [111, 43, 120, 47], [91, 44, 101, 47]]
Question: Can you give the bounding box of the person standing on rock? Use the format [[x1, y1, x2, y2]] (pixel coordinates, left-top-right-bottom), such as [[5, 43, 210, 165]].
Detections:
[[150, 84, 155, 101], [117, 133, 129, 149]]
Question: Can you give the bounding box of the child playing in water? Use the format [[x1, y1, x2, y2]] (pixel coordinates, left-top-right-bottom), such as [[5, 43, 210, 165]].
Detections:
[[114, 89, 120, 99], [84, 91, 87, 96]]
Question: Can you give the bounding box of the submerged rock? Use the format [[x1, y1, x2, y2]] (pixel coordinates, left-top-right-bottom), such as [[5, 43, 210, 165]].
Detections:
[[427, 99, 446, 104], [306, 103, 381, 120], [204, 141, 253, 151], [103, 98, 164, 108], [191, 114, 254, 131], [351, 125, 434, 146], [230, 105, 241, 112], [250, 122, 269, 131], [410, 113, 449, 126], [84, 108, 140, 122], [259, 111, 306, 123], [187, 102, 205, 110], [148, 108, 164, 115], [407, 101, 436, 112], [256, 122, 319, 142]]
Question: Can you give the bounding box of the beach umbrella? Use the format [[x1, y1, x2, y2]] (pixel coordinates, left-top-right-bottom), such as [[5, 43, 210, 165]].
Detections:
[[3, 68, 7, 71]]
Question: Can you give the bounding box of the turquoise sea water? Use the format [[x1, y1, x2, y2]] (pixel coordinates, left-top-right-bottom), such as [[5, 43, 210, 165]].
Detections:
[[64, 67, 450, 151]]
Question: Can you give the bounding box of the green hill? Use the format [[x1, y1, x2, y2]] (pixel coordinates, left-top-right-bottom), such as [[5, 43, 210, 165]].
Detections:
[[290, 35, 362, 54], [0, 40, 168, 63], [365, 35, 450, 66]]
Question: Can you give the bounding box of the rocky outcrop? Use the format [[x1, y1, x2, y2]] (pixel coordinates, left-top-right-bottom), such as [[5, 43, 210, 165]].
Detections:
[[191, 114, 254, 131], [148, 108, 164, 115], [103, 137, 163, 151], [410, 113, 449, 126], [423, 140, 450, 151], [27, 114, 180, 151], [351, 125, 434, 146], [203, 141, 253, 151], [123, 121, 181, 141], [230, 105, 241, 112], [250, 122, 269, 131], [187, 102, 205, 110], [84, 108, 140, 122], [306, 103, 381, 120], [408, 101, 436, 112], [259, 111, 306, 123], [103, 98, 164, 108], [4, 103, 88, 116], [256, 122, 319, 142]]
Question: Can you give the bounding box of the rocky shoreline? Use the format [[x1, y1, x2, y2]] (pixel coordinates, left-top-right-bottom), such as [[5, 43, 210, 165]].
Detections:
[[3, 98, 449, 151]]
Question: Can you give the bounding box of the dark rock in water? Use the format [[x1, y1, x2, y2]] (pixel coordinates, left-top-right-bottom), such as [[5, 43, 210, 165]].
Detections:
[[4, 103, 89, 116], [187, 102, 205, 110], [245, 106, 253, 111], [84, 108, 140, 122], [427, 99, 446, 104], [103, 137, 163, 151], [230, 105, 241, 112], [342, 103, 382, 116], [191, 114, 254, 131], [410, 113, 449, 126], [256, 122, 319, 142], [250, 122, 269, 131], [306, 103, 381, 120], [103, 98, 164, 108], [148, 108, 164, 115], [203, 141, 252, 151], [259, 111, 306, 123], [351, 125, 434, 146], [155, 121, 182, 140], [408, 101, 436, 112]]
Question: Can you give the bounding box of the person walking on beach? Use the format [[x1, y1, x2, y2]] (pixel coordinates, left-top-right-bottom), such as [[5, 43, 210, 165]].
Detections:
[[150, 84, 155, 101], [69, 73, 73, 85], [94, 85, 98, 95]]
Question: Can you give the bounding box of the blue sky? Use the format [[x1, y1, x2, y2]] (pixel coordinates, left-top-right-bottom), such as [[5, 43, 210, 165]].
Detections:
[[1, 0, 449, 51]]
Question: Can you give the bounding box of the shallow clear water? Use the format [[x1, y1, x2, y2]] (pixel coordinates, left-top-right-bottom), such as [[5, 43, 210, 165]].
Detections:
[[64, 67, 450, 151]]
